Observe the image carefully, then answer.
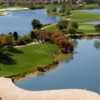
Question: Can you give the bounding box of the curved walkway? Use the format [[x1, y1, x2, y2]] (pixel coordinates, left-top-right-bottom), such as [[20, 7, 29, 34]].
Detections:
[[0, 77, 100, 100], [14, 42, 40, 48]]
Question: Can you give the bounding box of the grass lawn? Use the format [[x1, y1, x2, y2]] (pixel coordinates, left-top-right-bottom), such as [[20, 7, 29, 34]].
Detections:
[[63, 10, 100, 22], [44, 10, 100, 33], [0, 43, 58, 77], [77, 24, 96, 33], [43, 23, 59, 32], [44, 23, 96, 34]]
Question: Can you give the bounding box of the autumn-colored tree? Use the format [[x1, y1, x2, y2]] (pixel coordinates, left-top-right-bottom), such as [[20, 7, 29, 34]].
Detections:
[[34, 29, 41, 37], [0, 34, 13, 51]]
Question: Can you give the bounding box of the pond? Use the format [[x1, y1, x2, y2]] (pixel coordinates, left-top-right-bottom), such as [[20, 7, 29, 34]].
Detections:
[[81, 9, 100, 25], [82, 9, 100, 14], [0, 9, 61, 35], [15, 39, 100, 94]]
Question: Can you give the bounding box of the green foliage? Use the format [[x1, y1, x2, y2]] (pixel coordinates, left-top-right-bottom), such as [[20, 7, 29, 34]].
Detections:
[[71, 21, 79, 29], [28, 31, 36, 40], [65, 9, 71, 17], [59, 4, 66, 13], [32, 19, 42, 29], [66, 27, 76, 34], [17, 36, 31, 45], [95, 24, 100, 34], [47, 7, 57, 14], [13, 31, 18, 41], [0, 34, 14, 51], [57, 20, 69, 30], [29, 3, 44, 9]]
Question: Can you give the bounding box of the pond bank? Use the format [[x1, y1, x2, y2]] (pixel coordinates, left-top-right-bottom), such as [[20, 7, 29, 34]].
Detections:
[[12, 50, 67, 82], [66, 34, 100, 39], [0, 7, 29, 16], [0, 77, 100, 100], [12, 58, 59, 82]]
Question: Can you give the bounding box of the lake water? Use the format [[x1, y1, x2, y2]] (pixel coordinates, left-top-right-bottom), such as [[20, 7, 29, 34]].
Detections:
[[0, 9, 61, 35], [81, 9, 100, 24], [82, 9, 100, 14], [0, 9, 99, 35], [15, 39, 100, 94]]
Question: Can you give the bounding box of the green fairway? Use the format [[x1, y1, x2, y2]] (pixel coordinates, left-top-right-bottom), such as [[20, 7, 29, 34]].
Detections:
[[44, 23, 96, 34], [44, 9, 100, 33], [0, 43, 58, 77], [77, 24, 96, 33], [43, 23, 59, 32], [63, 10, 100, 22]]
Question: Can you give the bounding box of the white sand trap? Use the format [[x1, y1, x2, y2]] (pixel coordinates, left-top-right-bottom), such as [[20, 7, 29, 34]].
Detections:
[[0, 77, 100, 100]]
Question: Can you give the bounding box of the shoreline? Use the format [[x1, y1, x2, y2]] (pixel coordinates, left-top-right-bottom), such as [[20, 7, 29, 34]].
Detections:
[[4, 34, 100, 81], [11, 50, 59, 82], [0, 7, 29, 16], [0, 77, 100, 100]]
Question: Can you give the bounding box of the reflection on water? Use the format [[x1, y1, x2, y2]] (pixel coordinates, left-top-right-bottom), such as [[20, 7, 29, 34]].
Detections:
[[55, 53, 74, 63], [94, 40, 100, 49], [83, 21, 100, 25], [15, 39, 100, 94], [80, 9, 100, 14]]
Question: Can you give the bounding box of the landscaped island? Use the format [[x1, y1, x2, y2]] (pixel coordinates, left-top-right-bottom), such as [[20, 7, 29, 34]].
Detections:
[[0, 2, 100, 93], [0, 4, 100, 78]]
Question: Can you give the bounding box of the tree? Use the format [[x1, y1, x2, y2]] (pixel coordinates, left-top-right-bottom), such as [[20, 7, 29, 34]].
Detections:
[[59, 4, 66, 13], [32, 19, 42, 29], [66, 27, 76, 34], [65, 9, 71, 17], [0, 34, 13, 51], [95, 24, 100, 34], [13, 31, 18, 41], [57, 20, 69, 30], [71, 21, 79, 29], [28, 31, 36, 40]]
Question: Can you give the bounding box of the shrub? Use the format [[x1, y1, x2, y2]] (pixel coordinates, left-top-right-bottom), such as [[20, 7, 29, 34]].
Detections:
[[28, 31, 36, 40], [57, 20, 69, 30], [17, 36, 31, 45], [71, 21, 79, 29], [66, 27, 76, 34], [95, 24, 100, 34], [65, 9, 71, 17]]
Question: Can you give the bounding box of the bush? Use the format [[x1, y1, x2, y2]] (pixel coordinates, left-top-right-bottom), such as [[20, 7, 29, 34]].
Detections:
[[57, 20, 69, 30], [71, 21, 79, 29], [65, 9, 71, 17], [37, 66, 45, 72], [28, 31, 36, 40], [17, 36, 31, 45], [66, 27, 76, 34], [95, 24, 100, 34]]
